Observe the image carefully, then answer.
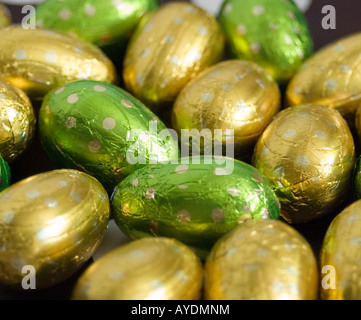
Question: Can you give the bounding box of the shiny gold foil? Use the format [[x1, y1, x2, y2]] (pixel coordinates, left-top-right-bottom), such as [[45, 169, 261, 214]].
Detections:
[[287, 33, 361, 125], [204, 219, 318, 300], [72, 237, 203, 300], [0, 4, 11, 27], [321, 200, 361, 300], [0, 170, 110, 290], [123, 2, 225, 112], [172, 60, 281, 158], [0, 79, 35, 162], [0, 26, 116, 100], [252, 104, 355, 224]]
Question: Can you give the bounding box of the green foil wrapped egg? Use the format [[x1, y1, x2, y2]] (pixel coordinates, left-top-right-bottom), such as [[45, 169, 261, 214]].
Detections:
[[321, 200, 361, 300], [0, 169, 110, 290], [218, 0, 313, 83], [0, 4, 11, 27], [112, 156, 280, 258], [38, 80, 178, 191], [123, 2, 225, 112], [0, 155, 10, 192], [36, 0, 159, 47], [253, 104, 355, 224]]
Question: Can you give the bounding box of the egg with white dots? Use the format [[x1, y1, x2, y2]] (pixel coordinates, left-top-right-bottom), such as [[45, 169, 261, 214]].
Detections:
[[172, 60, 281, 159], [111, 156, 280, 259], [320, 200, 361, 300], [287, 33, 361, 126], [36, 0, 159, 47], [204, 219, 318, 300], [38, 80, 178, 192], [72, 237, 203, 300], [0, 169, 110, 290], [123, 2, 225, 112], [252, 104, 355, 224], [0, 26, 116, 100], [218, 0, 313, 83]]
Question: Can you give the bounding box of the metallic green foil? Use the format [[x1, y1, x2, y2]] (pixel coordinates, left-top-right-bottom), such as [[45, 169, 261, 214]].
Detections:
[[38, 80, 178, 192], [353, 156, 361, 199], [112, 156, 280, 258], [36, 0, 159, 47], [218, 0, 313, 83], [0, 155, 10, 192]]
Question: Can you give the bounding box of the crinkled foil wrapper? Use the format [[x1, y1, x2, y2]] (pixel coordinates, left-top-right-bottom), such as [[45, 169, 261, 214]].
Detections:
[[36, 0, 159, 47], [253, 104, 355, 224], [321, 200, 361, 300], [39, 80, 179, 192], [218, 0, 313, 83], [287, 32, 361, 126], [0, 170, 110, 290], [0, 79, 36, 163], [173, 60, 281, 159], [0, 155, 10, 192], [204, 219, 318, 300], [0, 26, 116, 100], [112, 156, 280, 259], [123, 2, 225, 112], [72, 238, 203, 300]]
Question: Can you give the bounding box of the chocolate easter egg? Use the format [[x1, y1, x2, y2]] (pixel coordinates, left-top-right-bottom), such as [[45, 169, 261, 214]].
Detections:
[[0, 79, 35, 163], [252, 104, 355, 224], [123, 2, 225, 112], [287, 33, 361, 125], [0, 169, 110, 290], [112, 156, 280, 258], [0, 155, 10, 192], [72, 237, 202, 300], [218, 0, 313, 83], [0, 4, 11, 27], [38, 80, 178, 192], [0, 26, 116, 100], [321, 200, 361, 300], [204, 219, 318, 300], [172, 60, 281, 159], [36, 0, 159, 47]]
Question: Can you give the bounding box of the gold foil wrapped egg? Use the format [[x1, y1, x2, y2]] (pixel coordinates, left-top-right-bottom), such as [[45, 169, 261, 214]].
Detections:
[[72, 237, 203, 300], [123, 2, 225, 112], [0, 26, 116, 100], [172, 60, 281, 158], [0, 4, 11, 27], [287, 33, 361, 125], [204, 219, 318, 300], [0, 169, 110, 290], [0, 79, 36, 163], [252, 104, 355, 224], [321, 200, 361, 300]]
